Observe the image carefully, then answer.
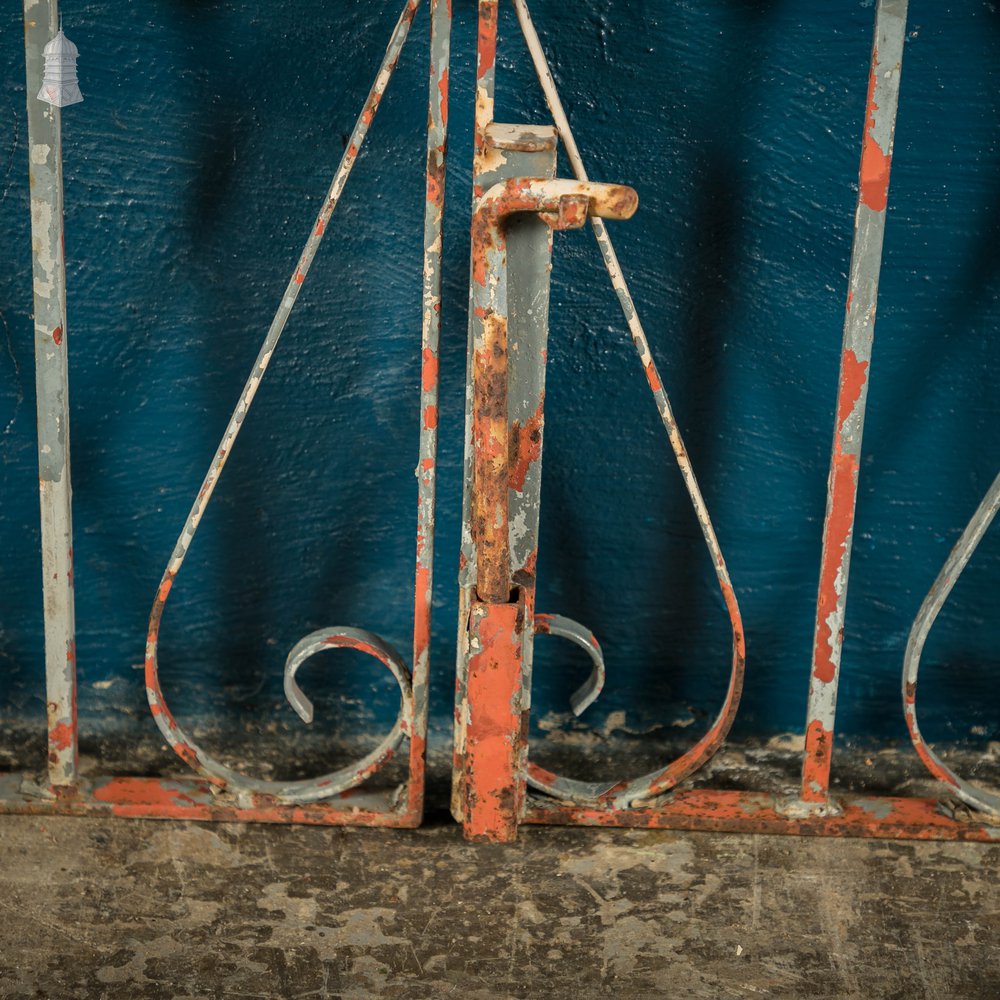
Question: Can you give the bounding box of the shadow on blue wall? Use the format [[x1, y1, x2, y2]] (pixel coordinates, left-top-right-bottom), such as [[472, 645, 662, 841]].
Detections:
[[0, 1, 997, 771]]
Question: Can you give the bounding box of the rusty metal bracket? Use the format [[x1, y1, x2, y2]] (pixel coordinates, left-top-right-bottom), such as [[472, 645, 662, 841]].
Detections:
[[457, 177, 639, 842]]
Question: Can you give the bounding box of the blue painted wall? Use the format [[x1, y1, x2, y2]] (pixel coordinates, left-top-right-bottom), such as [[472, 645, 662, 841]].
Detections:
[[1, 2, 997, 757]]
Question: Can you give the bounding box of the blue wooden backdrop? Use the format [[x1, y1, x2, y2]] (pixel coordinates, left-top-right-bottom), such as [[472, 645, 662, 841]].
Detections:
[[1, 1, 997, 757]]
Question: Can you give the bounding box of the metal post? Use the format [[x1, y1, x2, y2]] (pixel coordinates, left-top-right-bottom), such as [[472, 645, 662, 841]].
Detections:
[[459, 179, 637, 842], [406, 0, 451, 818], [23, 0, 79, 789], [801, 0, 908, 805]]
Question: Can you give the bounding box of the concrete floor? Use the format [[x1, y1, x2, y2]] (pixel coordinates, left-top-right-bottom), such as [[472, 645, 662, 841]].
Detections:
[[1, 806, 998, 999]]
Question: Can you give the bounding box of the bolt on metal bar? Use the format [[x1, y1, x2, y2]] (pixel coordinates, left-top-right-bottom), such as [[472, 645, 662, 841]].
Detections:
[[513, 0, 745, 806], [23, 0, 79, 789], [462, 177, 639, 841], [145, 0, 428, 806], [903, 471, 1000, 817], [470, 179, 639, 610], [801, 0, 908, 806]]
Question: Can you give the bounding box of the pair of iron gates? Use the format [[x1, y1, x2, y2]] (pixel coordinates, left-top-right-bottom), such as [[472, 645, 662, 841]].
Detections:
[[10, 0, 999, 842]]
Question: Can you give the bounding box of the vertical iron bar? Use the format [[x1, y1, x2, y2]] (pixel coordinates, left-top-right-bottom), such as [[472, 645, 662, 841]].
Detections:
[[451, 0, 501, 823], [801, 0, 908, 804], [473, 0, 498, 183], [460, 180, 636, 842], [23, 0, 79, 788], [407, 0, 451, 817]]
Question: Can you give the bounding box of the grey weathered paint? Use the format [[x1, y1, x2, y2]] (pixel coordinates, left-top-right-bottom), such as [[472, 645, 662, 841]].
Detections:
[[802, 0, 908, 804], [23, 0, 78, 788]]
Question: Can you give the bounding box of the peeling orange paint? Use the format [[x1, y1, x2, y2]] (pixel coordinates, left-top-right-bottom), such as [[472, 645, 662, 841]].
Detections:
[[49, 721, 74, 752], [508, 399, 544, 493], [801, 719, 833, 800], [438, 67, 449, 125], [421, 347, 439, 392], [859, 54, 891, 212], [523, 789, 997, 841], [476, 2, 497, 80], [462, 602, 523, 842], [812, 349, 868, 685]]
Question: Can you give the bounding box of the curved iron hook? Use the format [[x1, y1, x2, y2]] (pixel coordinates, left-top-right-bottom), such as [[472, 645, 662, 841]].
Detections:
[[514, 0, 745, 809], [531, 613, 606, 718], [903, 471, 1000, 817]]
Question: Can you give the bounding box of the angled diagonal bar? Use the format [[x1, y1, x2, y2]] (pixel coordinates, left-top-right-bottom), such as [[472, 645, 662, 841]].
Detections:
[[801, 0, 908, 804], [23, 0, 78, 788]]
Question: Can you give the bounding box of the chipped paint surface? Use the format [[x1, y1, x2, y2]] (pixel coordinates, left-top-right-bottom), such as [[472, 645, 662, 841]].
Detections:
[[468, 176, 636, 606], [452, 16, 560, 826], [461, 601, 525, 842], [457, 150, 639, 837], [902, 471, 1000, 817], [136, 0, 446, 822], [526, 790, 1000, 842], [23, 0, 78, 788], [801, 0, 907, 805]]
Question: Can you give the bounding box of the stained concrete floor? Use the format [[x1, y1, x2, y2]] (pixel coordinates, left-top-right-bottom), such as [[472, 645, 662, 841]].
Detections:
[[1, 801, 998, 999], [1, 737, 998, 997]]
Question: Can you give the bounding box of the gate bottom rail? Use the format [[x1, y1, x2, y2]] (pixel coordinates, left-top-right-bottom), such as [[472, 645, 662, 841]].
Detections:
[[0, 772, 415, 827], [0, 767, 997, 840], [523, 790, 1000, 842]]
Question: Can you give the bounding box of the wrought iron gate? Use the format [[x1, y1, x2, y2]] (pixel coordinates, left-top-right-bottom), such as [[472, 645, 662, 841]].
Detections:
[[5, 0, 998, 842]]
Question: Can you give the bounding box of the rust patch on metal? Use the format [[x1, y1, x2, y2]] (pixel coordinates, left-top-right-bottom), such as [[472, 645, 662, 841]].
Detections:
[[508, 397, 544, 493], [461, 601, 525, 842]]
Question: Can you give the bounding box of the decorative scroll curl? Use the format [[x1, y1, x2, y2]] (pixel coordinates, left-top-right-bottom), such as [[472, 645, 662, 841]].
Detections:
[[145, 0, 429, 806], [903, 472, 1000, 817]]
